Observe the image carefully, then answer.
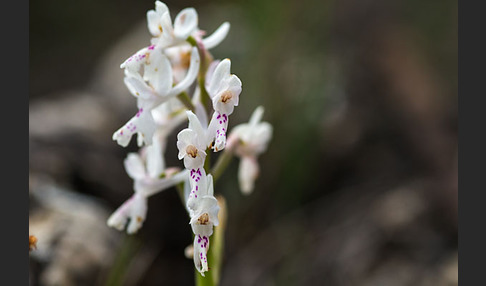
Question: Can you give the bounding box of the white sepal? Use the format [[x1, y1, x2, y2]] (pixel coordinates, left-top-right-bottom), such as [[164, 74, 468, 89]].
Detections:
[[202, 22, 230, 49], [112, 108, 157, 147], [174, 8, 198, 40], [238, 156, 259, 195]]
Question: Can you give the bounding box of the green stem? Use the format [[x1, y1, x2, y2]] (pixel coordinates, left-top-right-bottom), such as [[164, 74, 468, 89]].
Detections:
[[104, 234, 141, 286], [187, 35, 226, 286], [187, 36, 213, 117], [204, 148, 212, 174], [211, 151, 234, 182], [195, 260, 216, 286], [177, 91, 195, 111], [176, 181, 187, 208]]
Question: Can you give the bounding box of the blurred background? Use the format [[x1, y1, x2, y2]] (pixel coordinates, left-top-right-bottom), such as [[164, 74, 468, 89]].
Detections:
[[29, 0, 457, 285]]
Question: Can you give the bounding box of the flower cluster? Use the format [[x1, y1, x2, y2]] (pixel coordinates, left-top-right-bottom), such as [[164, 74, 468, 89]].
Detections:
[[107, 1, 272, 277]]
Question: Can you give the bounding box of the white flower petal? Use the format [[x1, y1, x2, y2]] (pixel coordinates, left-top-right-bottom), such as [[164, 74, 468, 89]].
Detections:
[[113, 108, 157, 147], [189, 195, 219, 226], [250, 122, 273, 154], [107, 198, 132, 231], [202, 22, 230, 49], [249, 106, 264, 126], [143, 46, 173, 95], [145, 132, 166, 178], [177, 128, 197, 159], [174, 8, 198, 40], [183, 152, 206, 170], [167, 47, 200, 97], [208, 59, 231, 96], [135, 169, 189, 197], [147, 1, 169, 36], [226, 74, 242, 103], [155, 1, 169, 15], [124, 153, 146, 180], [127, 193, 148, 234], [147, 10, 162, 36], [238, 156, 259, 195], [205, 60, 220, 89], [186, 110, 209, 149], [193, 88, 209, 128], [183, 177, 192, 208], [187, 167, 208, 203], [150, 11, 176, 48], [212, 95, 235, 115], [120, 46, 149, 73], [124, 74, 157, 102], [206, 174, 214, 197]]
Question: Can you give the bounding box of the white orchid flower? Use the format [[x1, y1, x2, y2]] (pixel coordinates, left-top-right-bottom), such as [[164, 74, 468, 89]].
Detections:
[[205, 59, 242, 151], [147, 1, 198, 48], [207, 59, 241, 115], [107, 138, 189, 234], [177, 110, 214, 169], [187, 175, 220, 226], [147, 1, 230, 50], [226, 106, 273, 194], [113, 46, 200, 147]]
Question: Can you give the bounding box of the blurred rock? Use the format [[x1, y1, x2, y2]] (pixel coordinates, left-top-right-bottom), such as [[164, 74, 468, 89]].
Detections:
[[29, 174, 121, 286], [221, 178, 457, 286], [29, 91, 112, 139]]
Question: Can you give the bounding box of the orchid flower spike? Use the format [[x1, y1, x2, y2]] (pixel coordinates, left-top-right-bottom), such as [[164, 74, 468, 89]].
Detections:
[[227, 106, 273, 194]]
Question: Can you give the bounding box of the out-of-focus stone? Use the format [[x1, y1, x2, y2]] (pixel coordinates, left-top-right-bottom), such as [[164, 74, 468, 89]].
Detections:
[[29, 174, 121, 286], [29, 91, 112, 138]]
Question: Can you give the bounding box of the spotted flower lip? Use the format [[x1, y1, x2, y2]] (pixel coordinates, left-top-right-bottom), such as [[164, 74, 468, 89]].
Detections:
[[184, 173, 220, 276], [193, 232, 210, 275], [208, 111, 229, 152]]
